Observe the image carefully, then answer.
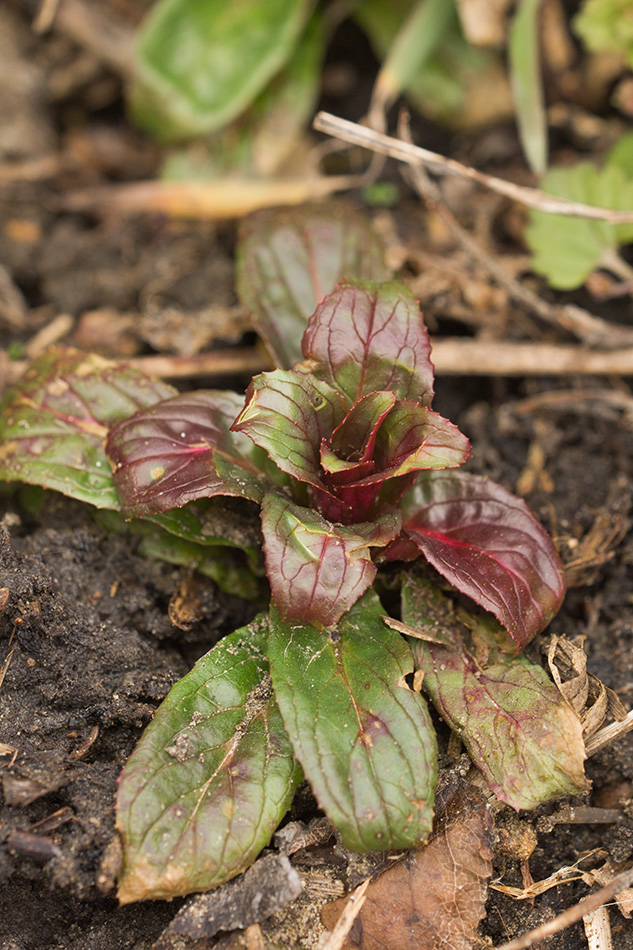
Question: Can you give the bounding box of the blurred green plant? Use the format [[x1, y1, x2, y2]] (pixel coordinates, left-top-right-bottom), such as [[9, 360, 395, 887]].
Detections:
[[574, 0, 633, 66], [525, 132, 633, 289]]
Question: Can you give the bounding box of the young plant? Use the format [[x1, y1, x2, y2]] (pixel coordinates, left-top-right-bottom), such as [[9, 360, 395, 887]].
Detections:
[[0, 207, 586, 906]]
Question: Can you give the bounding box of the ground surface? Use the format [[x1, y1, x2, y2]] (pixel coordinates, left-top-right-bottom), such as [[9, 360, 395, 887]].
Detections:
[[2, 2, 633, 948]]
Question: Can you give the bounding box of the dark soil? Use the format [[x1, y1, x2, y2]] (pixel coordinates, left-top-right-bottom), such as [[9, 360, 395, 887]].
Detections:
[[2, 2, 633, 948]]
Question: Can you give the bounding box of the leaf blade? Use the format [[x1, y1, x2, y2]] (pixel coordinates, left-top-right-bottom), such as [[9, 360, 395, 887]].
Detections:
[[302, 280, 435, 406], [0, 348, 175, 509], [261, 492, 400, 626], [400, 471, 565, 647], [106, 390, 268, 515], [116, 616, 301, 903], [268, 591, 437, 852], [237, 203, 390, 369], [402, 577, 588, 810]]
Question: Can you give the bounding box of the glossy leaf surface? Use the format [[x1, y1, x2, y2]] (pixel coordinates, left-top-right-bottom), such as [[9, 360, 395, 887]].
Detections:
[[232, 370, 347, 488], [268, 591, 437, 851], [302, 281, 435, 406], [132, 0, 313, 141], [116, 617, 301, 903], [0, 348, 175, 508], [371, 402, 470, 477], [400, 471, 565, 647], [237, 203, 390, 369], [261, 492, 400, 626], [403, 577, 587, 810], [106, 391, 268, 516]]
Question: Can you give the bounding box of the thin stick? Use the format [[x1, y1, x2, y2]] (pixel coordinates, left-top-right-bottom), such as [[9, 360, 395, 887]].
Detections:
[[319, 878, 370, 950], [585, 708, 633, 756], [10, 339, 633, 388], [395, 115, 633, 348], [494, 866, 633, 950], [314, 112, 633, 223]]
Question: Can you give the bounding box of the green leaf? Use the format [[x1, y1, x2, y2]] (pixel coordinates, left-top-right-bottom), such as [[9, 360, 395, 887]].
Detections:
[[525, 161, 633, 289], [402, 577, 588, 811], [116, 616, 301, 903], [261, 492, 400, 626], [237, 203, 390, 369], [232, 370, 347, 489], [302, 280, 435, 406], [268, 590, 437, 851], [574, 0, 633, 66], [509, 0, 547, 175], [369, 0, 455, 118], [161, 11, 326, 179], [0, 348, 175, 509], [131, 0, 314, 141]]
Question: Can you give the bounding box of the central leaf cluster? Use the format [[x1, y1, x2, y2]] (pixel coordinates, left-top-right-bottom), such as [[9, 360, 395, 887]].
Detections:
[[230, 280, 471, 625]]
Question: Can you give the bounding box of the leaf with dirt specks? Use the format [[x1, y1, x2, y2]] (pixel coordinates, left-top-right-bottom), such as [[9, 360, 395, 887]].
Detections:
[[0, 348, 175, 508], [116, 616, 301, 903], [399, 471, 566, 647], [321, 781, 494, 950], [106, 390, 269, 516], [402, 576, 588, 810], [267, 590, 437, 851], [261, 492, 401, 626], [237, 203, 390, 368], [302, 281, 434, 406]]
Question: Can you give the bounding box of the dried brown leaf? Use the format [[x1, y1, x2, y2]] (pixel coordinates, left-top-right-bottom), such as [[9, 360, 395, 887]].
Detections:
[[321, 782, 494, 950]]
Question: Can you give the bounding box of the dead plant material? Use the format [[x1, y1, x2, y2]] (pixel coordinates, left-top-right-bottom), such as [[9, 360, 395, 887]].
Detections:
[[314, 112, 633, 223], [319, 879, 370, 950], [586, 708, 633, 757], [494, 865, 633, 950], [68, 724, 99, 760]]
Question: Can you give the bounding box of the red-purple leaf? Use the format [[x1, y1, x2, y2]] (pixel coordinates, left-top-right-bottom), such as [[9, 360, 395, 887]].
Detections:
[[402, 577, 588, 810], [106, 391, 268, 516], [237, 203, 390, 369], [302, 281, 434, 406], [321, 391, 396, 480], [370, 402, 471, 480], [231, 369, 347, 489], [260, 491, 400, 627], [400, 472, 566, 647]]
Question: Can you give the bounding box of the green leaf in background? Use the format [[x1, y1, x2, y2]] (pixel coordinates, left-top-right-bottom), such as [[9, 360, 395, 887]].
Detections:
[[162, 11, 326, 179], [116, 617, 301, 903], [368, 0, 455, 122], [267, 590, 437, 851], [402, 576, 588, 811], [574, 0, 633, 67], [237, 202, 390, 369], [0, 348, 175, 509], [132, 0, 314, 141], [605, 130, 633, 177], [509, 0, 547, 175], [525, 160, 633, 289]]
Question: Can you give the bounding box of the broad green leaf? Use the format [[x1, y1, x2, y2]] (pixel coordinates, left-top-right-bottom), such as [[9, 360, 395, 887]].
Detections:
[[106, 391, 268, 516], [116, 617, 301, 903], [232, 370, 347, 489], [574, 0, 633, 66], [399, 471, 566, 648], [0, 348, 175, 509], [161, 11, 326, 179], [525, 162, 633, 289], [402, 577, 588, 810], [268, 591, 437, 851], [131, 0, 314, 141], [302, 280, 435, 406], [261, 492, 400, 626], [607, 130, 633, 177], [509, 0, 547, 175], [324, 391, 397, 476], [237, 203, 390, 369]]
